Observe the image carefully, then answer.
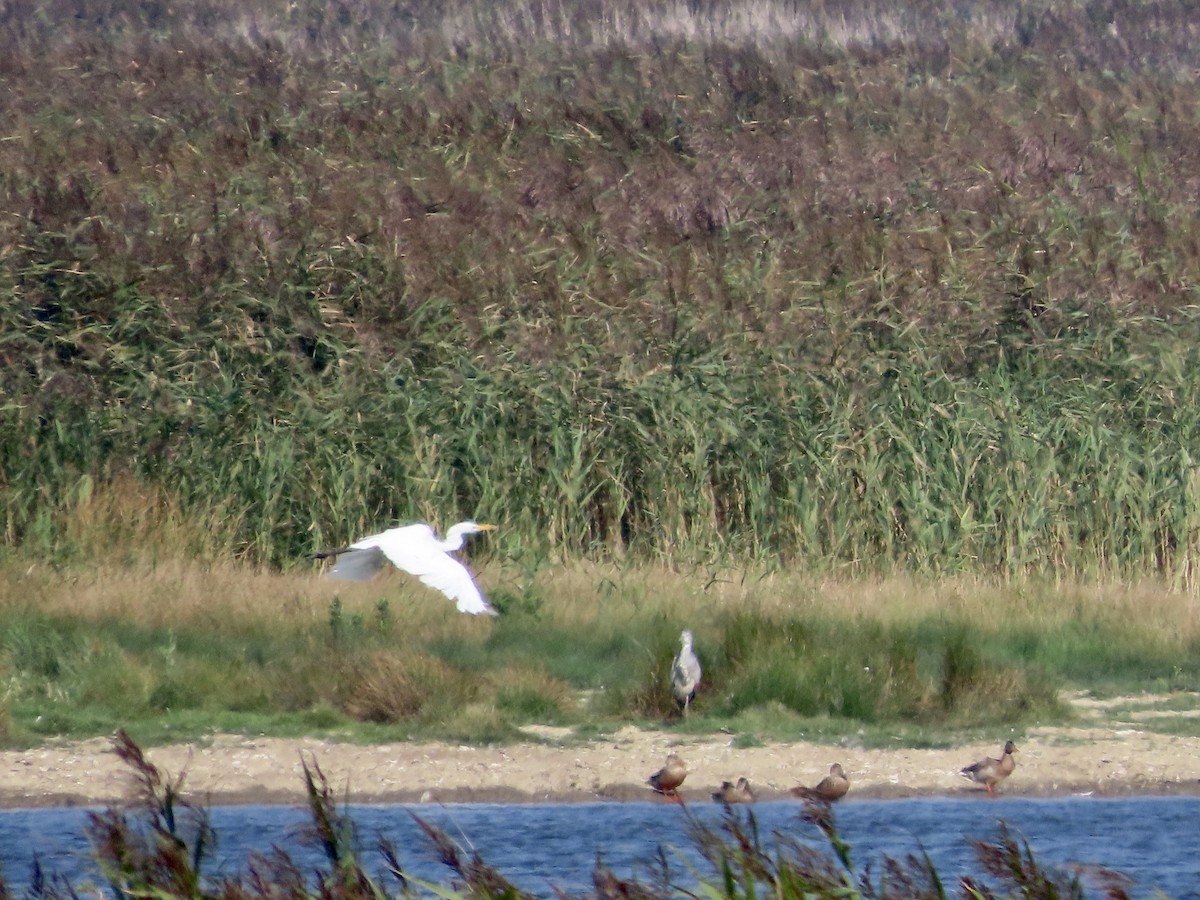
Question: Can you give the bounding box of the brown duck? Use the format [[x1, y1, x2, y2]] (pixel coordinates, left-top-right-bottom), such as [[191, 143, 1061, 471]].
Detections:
[[711, 776, 755, 804], [960, 740, 1017, 795], [647, 752, 687, 799], [790, 763, 850, 802]]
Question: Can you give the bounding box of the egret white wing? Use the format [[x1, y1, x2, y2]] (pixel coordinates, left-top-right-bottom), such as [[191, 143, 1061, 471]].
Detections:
[[416, 556, 493, 614], [372, 525, 496, 615]]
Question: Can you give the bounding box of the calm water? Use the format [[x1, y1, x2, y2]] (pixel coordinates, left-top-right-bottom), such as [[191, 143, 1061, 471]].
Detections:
[[2, 797, 1198, 898]]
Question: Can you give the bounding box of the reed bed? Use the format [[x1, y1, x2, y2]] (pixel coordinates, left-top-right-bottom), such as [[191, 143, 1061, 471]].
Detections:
[[4, 0, 1200, 583], [9, 350, 1200, 581]]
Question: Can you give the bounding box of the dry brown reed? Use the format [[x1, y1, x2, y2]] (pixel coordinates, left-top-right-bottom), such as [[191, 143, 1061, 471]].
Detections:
[[5, 3, 1200, 750]]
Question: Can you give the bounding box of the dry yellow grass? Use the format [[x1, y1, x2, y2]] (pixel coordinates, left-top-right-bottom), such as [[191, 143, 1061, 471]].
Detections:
[[7, 551, 1200, 649], [521, 561, 1200, 646]]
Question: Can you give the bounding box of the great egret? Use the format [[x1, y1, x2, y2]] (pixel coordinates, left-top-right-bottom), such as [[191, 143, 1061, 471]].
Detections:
[[313, 521, 498, 616], [711, 777, 755, 804], [671, 630, 701, 716], [790, 763, 851, 802], [959, 740, 1017, 795], [647, 752, 687, 798]]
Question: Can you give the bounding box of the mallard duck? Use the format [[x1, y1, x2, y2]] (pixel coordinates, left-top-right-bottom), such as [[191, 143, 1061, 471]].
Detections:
[[647, 752, 688, 798], [711, 776, 755, 804], [790, 763, 850, 802], [960, 740, 1017, 795], [671, 630, 702, 716]]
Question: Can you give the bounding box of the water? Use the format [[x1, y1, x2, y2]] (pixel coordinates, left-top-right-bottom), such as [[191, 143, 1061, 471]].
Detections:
[[2, 797, 1198, 898]]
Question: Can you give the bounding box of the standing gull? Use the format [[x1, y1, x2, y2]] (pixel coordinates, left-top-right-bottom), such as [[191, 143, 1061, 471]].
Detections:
[[313, 521, 498, 615], [671, 630, 702, 717]]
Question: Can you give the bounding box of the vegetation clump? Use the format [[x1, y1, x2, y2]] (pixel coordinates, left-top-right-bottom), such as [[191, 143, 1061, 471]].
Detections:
[[9, 564, 1200, 745]]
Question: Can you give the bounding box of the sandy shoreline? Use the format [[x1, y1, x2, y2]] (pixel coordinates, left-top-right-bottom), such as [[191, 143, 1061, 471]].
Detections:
[[3, 722, 1200, 810]]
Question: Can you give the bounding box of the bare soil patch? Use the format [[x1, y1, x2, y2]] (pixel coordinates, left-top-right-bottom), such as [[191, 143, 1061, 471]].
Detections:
[[3, 695, 1198, 809]]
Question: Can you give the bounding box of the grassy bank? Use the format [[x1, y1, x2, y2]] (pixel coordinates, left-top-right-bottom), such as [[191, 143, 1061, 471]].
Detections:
[[3, 543, 1199, 747]]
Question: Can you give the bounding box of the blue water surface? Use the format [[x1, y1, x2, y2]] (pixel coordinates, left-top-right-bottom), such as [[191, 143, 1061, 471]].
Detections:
[[2, 797, 1198, 898]]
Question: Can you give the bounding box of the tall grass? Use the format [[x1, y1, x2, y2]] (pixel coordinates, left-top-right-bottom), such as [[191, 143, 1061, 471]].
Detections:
[[4, 0, 1200, 581], [8, 343, 1200, 582]]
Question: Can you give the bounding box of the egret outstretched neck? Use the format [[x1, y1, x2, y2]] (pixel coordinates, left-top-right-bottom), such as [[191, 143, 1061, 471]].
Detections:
[[441, 522, 485, 551]]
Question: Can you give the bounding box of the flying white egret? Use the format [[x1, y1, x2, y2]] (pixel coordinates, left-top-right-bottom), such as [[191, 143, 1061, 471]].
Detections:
[[671, 629, 702, 716], [313, 521, 498, 616]]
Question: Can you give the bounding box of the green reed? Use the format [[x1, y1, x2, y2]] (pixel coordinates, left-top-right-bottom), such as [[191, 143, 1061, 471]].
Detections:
[[4, 0, 1200, 585], [7, 329, 1200, 581]]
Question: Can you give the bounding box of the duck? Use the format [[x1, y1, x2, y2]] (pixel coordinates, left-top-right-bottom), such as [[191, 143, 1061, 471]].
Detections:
[[790, 763, 850, 802], [959, 740, 1018, 795], [711, 776, 755, 804], [647, 752, 688, 799]]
